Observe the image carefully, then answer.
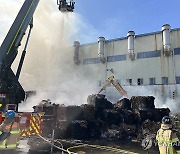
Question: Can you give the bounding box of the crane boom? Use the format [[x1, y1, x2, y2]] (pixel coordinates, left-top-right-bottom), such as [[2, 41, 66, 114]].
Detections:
[[0, 0, 40, 111]]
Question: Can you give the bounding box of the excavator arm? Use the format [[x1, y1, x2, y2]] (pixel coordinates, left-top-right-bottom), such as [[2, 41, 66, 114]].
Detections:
[[98, 80, 111, 94], [98, 76, 127, 97]]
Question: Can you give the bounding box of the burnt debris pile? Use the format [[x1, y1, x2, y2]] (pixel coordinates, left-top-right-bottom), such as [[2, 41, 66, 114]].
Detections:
[[131, 96, 155, 110], [32, 95, 170, 142]]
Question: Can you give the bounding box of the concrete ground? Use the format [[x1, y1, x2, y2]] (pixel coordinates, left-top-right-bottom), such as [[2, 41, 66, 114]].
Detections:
[[15, 139, 160, 154]]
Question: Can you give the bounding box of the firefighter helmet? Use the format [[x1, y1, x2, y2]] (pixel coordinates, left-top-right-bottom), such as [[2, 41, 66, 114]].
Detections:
[[162, 116, 172, 124], [5, 110, 16, 118]]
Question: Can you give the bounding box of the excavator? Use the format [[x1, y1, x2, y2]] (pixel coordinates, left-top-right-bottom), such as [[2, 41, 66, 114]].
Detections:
[[98, 76, 128, 97]]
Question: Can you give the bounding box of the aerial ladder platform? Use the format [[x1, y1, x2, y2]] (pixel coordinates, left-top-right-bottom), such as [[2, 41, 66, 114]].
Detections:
[[0, 0, 40, 112], [0, 0, 76, 138]]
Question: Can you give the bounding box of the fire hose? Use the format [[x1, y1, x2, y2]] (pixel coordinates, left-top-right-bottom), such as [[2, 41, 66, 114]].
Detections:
[[37, 134, 76, 154], [67, 144, 139, 154], [55, 139, 139, 154], [37, 135, 139, 154]]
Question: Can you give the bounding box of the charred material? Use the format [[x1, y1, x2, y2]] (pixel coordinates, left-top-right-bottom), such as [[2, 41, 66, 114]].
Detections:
[[28, 95, 170, 152], [114, 98, 131, 110], [87, 94, 113, 109], [70, 120, 88, 140], [103, 109, 122, 126], [81, 104, 96, 121], [131, 96, 155, 110], [139, 108, 170, 122]]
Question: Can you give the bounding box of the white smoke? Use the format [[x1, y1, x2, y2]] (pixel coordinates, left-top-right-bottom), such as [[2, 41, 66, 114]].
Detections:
[[0, 0, 99, 111], [0, 0, 23, 44], [106, 85, 180, 114], [2, 0, 179, 114]]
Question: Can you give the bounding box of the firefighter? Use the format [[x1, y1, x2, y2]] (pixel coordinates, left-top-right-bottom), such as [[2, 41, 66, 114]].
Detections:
[[0, 110, 21, 154], [156, 116, 180, 154]]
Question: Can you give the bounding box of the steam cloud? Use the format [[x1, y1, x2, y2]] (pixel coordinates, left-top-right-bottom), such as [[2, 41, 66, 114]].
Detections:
[[106, 85, 180, 114], [1, 0, 98, 111], [1, 0, 180, 113]]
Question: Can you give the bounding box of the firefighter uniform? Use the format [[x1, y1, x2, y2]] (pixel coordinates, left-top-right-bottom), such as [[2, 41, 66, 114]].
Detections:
[[156, 116, 179, 154], [0, 110, 21, 154]]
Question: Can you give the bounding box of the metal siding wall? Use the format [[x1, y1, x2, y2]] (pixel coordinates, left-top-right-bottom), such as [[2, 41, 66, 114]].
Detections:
[[141, 58, 162, 85], [175, 55, 180, 76], [155, 33, 163, 50], [178, 30, 180, 47], [79, 29, 180, 86], [126, 58, 134, 84], [135, 35, 156, 52], [90, 44, 98, 58], [111, 39, 127, 55], [106, 41, 114, 56], [81, 45, 91, 59], [171, 31, 179, 48]]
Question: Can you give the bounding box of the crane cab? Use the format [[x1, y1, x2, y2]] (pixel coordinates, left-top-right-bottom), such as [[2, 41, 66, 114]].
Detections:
[[57, 0, 75, 12]]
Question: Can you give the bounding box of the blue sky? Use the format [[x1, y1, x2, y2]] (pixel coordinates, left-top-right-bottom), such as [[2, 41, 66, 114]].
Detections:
[[75, 0, 180, 40], [1, 0, 180, 44]]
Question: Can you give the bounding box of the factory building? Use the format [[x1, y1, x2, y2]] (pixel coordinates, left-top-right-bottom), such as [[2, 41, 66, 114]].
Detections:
[[73, 24, 180, 103]]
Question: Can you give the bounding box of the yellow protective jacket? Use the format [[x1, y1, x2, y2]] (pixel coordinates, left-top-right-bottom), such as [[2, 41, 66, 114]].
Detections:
[[0, 120, 20, 149], [156, 124, 179, 154]]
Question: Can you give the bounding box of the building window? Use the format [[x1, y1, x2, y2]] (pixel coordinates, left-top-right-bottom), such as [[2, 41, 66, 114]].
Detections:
[[162, 77, 168, 85], [137, 78, 143, 85], [126, 79, 132, 85], [107, 54, 126, 62], [137, 50, 161, 59], [83, 58, 100, 65], [176, 76, 180, 84], [174, 48, 180, 55], [149, 78, 156, 85]]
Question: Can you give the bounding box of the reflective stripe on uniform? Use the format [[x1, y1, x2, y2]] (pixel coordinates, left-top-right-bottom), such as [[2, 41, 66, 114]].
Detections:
[[0, 144, 17, 148], [5, 124, 18, 129], [10, 130, 21, 134], [172, 137, 179, 143], [0, 129, 20, 135], [0, 138, 18, 149], [157, 137, 179, 144], [0, 139, 7, 148], [7, 144, 17, 148], [157, 139, 177, 154], [0, 122, 20, 149]]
